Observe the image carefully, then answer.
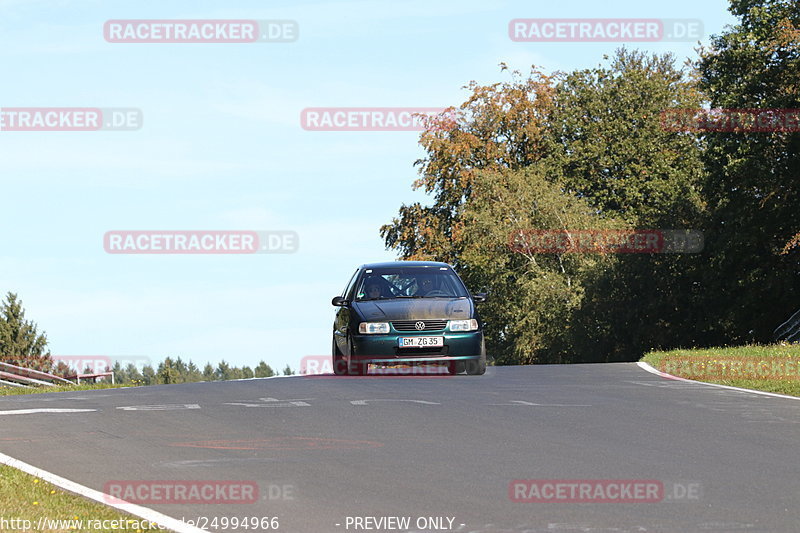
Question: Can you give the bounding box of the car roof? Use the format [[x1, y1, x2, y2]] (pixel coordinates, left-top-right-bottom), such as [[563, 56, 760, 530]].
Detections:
[[358, 261, 453, 269]]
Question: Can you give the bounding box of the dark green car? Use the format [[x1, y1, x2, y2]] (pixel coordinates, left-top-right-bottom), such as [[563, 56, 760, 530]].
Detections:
[[331, 261, 487, 376]]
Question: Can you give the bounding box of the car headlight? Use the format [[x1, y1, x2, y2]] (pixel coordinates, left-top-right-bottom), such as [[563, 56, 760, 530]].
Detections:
[[358, 322, 390, 334], [449, 319, 478, 331]]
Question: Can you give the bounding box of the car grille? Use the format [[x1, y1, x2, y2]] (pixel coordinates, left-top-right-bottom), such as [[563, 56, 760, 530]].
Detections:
[[392, 319, 448, 332]]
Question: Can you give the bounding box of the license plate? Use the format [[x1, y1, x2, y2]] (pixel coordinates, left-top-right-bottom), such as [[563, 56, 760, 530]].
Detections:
[[399, 336, 444, 348]]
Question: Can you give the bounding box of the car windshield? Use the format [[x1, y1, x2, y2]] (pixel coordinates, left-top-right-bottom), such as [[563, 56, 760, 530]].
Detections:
[[355, 266, 469, 300]]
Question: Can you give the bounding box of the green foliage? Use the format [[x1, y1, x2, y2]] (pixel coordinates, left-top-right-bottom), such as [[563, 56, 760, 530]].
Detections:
[[382, 2, 799, 364], [459, 165, 622, 363], [203, 362, 215, 381], [384, 48, 709, 364], [0, 292, 52, 371], [255, 361, 275, 377], [215, 360, 232, 380], [108, 356, 275, 386], [550, 49, 705, 226], [380, 66, 557, 264], [141, 365, 156, 385], [157, 357, 180, 384], [694, 0, 800, 344]]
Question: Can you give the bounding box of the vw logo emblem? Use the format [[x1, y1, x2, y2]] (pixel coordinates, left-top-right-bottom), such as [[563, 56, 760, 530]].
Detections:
[[414, 321, 426, 331]]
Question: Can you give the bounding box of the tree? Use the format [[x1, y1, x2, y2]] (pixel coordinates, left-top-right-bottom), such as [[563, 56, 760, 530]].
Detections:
[[548, 49, 708, 361], [381, 65, 557, 265], [0, 292, 52, 370], [694, 0, 800, 343], [458, 165, 622, 363], [157, 357, 180, 384], [550, 49, 705, 226], [215, 360, 232, 381], [185, 361, 203, 382], [125, 363, 144, 384], [173, 357, 188, 382], [202, 363, 215, 381], [255, 361, 274, 377], [112, 361, 129, 384], [382, 52, 708, 363], [141, 365, 156, 385], [282, 365, 294, 376]]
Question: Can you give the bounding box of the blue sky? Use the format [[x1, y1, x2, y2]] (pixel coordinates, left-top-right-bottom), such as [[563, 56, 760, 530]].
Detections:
[[0, 0, 737, 373]]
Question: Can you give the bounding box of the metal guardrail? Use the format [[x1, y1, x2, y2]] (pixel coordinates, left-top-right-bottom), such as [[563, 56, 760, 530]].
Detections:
[[0, 378, 29, 388], [0, 361, 73, 386], [774, 307, 800, 343]]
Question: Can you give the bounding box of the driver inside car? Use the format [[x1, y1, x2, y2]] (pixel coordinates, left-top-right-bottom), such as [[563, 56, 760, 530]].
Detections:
[[364, 282, 383, 299], [414, 276, 437, 296]]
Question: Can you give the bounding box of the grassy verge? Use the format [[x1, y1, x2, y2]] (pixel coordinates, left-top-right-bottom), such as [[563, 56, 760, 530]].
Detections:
[[0, 383, 136, 397], [641, 343, 800, 397], [0, 465, 161, 532]]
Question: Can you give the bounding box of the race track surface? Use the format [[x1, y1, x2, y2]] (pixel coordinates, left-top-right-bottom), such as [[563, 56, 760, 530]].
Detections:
[[1, 364, 798, 533]]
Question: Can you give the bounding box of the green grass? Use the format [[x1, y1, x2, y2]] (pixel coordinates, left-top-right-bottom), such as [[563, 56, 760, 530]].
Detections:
[[0, 465, 159, 532], [641, 343, 800, 397], [0, 382, 137, 397]]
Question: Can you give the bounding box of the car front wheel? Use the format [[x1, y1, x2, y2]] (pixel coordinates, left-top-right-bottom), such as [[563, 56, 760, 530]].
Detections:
[[447, 361, 466, 375], [344, 336, 368, 376], [332, 338, 347, 375], [465, 341, 487, 375]]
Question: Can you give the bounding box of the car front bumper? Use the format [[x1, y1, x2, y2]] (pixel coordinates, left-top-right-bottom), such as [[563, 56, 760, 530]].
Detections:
[[349, 331, 484, 364]]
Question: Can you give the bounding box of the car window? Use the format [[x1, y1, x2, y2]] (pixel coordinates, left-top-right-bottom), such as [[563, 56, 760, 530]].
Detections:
[[342, 268, 360, 300], [354, 266, 469, 300]]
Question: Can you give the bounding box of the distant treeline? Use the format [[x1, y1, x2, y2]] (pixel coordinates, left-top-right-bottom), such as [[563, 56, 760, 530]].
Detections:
[[112, 357, 293, 385], [0, 291, 293, 384]]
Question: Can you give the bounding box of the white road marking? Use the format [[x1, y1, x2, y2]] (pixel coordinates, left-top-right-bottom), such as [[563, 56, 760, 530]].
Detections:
[[0, 452, 206, 533], [116, 404, 200, 411], [350, 399, 440, 405], [488, 400, 591, 406], [224, 397, 312, 407], [637, 361, 800, 401], [0, 408, 97, 416]]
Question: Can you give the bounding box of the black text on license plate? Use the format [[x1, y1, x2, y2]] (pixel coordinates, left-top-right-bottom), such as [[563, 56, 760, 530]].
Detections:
[[399, 336, 444, 348]]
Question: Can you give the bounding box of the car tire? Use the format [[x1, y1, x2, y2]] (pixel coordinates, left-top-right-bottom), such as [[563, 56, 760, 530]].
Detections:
[[447, 361, 466, 375], [465, 341, 487, 375], [332, 338, 347, 376], [345, 337, 369, 376]]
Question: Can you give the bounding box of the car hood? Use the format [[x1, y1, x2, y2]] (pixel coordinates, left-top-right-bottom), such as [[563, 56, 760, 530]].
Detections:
[[354, 298, 473, 321]]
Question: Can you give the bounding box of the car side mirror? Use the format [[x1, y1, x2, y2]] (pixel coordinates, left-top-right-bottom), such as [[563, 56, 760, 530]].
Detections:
[[472, 292, 488, 303], [331, 296, 349, 307]]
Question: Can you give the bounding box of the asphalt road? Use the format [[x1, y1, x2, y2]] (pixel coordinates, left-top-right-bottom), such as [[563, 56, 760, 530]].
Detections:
[[1, 364, 799, 533]]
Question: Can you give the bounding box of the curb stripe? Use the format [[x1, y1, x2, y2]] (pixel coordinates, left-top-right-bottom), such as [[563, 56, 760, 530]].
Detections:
[[636, 361, 800, 401], [0, 452, 206, 533]]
